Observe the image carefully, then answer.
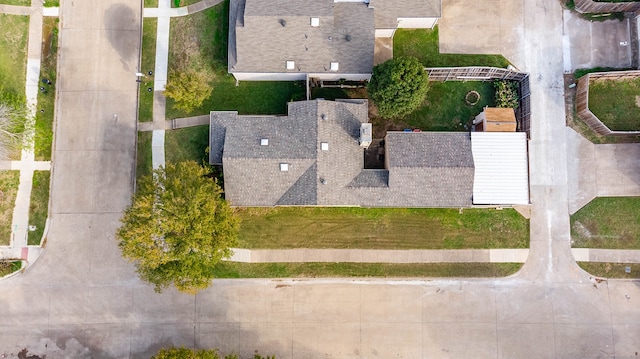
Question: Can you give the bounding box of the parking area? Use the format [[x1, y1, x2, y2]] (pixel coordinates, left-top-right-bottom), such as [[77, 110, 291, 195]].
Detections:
[[438, 0, 525, 68], [562, 9, 633, 72]]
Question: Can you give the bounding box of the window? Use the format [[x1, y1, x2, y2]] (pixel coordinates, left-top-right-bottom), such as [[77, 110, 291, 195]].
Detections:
[[311, 17, 319, 27], [280, 163, 289, 171], [330, 62, 339, 71], [286, 61, 295, 70]]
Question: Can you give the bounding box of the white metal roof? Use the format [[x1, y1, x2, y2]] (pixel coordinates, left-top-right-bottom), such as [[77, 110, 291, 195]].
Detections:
[[471, 132, 529, 205]]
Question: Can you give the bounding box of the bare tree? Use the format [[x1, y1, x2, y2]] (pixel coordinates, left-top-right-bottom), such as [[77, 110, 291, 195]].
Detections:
[[0, 103, 25, 160]]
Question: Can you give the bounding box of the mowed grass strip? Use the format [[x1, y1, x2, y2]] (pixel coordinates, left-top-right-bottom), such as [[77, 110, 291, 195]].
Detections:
[[393, 27, 510, 68], [34, 17, 58, 160], [237, 207, 529, 249], [0, 0, 30, 6], [588, 78, 640, 131], [0, 14, 29, 96], [0, 171, 20, 245], [571, 197, 640, 249], [165, 1, 304, 119], [27, 171, 50, 245], [214, 262, 523, 278], [136, 131, 153, 180], [138, 17, 157, 122], [578, 262, 640, 279]]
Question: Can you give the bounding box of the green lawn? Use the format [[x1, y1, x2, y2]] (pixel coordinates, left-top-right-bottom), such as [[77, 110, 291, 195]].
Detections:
[[165, 1, 305, 119], [588, 78, 640, 131], [34, 17, 58, 161], [578, 262, 640, 279], [0, 261, 21, 277], [138, 18, 157, 122], [571, 197, 640, 249], [401, 81, 495, 131], [137, 131, 153, 180], [43, 0, 58, 6], [394, 27, 510, 68], [165, 125, 209, 164], [236, 207, 529, 249], [0, 0, 30, 5], [214, 262, 522, 278], [172, 0, 200, 6], [0, 14, 29, 96], [0, 171, 20, 245], [144, 0, 158, 7], [27, 171, 49, 245]]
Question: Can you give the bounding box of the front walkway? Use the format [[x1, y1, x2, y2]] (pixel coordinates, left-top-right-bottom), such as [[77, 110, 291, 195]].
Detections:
[[0, 1, 58, 265]]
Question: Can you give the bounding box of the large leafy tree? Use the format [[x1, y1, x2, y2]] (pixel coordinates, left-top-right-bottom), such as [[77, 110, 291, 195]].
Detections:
[[117, 161, 239, 294], [367, 56, 429, 118], [164, 69, 213, 113]]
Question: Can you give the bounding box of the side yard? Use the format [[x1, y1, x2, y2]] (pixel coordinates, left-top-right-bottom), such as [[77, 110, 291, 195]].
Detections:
[[165, 1, 304, 119], [571, 197, 640, 249]]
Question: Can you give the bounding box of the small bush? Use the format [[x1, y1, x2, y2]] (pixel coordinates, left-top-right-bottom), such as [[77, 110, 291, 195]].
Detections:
[[493, 80, 519, 108]]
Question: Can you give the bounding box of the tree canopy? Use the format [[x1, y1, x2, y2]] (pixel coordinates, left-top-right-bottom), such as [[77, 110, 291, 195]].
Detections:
[[367, 56, 429, 118], [164, 69, 213, 113], [151, 347, 275, 359], [117, 161, 239, 294]]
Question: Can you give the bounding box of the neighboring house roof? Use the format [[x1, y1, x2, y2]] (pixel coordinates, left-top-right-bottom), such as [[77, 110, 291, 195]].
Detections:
[[229, 0, 375, 75], [471, 132, 529, 205], [369, 0, 442, 29], [483, 107, 517, 132]]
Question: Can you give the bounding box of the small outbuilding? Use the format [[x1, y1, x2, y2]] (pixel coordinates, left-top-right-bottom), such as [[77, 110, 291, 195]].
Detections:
[[473, 107, 517, 132]]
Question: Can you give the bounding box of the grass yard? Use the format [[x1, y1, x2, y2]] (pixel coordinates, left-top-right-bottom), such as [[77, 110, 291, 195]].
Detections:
[[394, 27, 510, 68], [236, 207, 529, 249], [214, 262, 522, 279], [0, 171, 20, 245], [27, 171, 49, 245], [138, 18, 157, 122], [34, 17, 58, 160], [43, 0, 58, 6], [165, 1, 305, 119], [137, 131, 152, 180], [0, 14, 29, 96], [578, 262, 640, 279], [144, 0, 158, 7], [571, 197, 640, 249], [588, 78, 640, 131], [401, 81, 495, 131], [0, 261, 22, 277], [0, 0, 30, 5], [172, 0, 200, 7], [165, 125, 209, 164]]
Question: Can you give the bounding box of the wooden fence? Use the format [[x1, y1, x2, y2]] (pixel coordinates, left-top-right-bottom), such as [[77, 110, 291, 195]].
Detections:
[[574, 0, 640, 13], [425, 67, 531, 138], [576, 71, 640, 136]]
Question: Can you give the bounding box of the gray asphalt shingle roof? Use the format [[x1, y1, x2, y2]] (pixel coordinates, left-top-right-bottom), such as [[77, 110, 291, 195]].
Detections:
[[210, 104, 475, 207], [230, 0, 375, 75]]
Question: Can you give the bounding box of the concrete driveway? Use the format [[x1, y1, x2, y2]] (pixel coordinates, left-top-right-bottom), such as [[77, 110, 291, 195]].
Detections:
[[562, 9, 633, 72], [1, 0, 640, 357]]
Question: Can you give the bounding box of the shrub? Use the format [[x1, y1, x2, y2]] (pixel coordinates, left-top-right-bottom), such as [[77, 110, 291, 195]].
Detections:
[[493, 80, 519, 108]]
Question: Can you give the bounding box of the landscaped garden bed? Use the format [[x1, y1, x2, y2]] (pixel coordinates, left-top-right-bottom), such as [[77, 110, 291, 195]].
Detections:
[[571, 197, 640, 249]]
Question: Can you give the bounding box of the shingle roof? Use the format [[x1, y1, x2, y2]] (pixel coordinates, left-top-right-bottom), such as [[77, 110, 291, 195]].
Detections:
[[230, 0, 375, 75], [369, 0, 442, 29], [386, 132, 474, 168], [210, 103, 476, 208]]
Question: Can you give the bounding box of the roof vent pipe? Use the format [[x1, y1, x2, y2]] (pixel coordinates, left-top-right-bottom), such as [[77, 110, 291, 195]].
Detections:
[[279, 19, 286, 27]]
